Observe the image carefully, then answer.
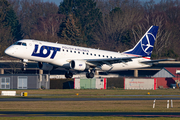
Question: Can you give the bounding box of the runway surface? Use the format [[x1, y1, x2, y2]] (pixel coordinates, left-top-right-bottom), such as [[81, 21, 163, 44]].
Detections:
[[1, 97, 180, 101], [0, 111, 180, 117]]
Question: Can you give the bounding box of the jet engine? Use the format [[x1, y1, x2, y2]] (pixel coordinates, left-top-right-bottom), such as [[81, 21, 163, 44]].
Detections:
[[38, 62, 53, 71], [70, 60, 89, 71]]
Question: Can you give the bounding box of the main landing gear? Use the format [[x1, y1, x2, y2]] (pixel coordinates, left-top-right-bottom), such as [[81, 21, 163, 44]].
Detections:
[[65, 70, 95, 79], [65, 71, 73, 78], [86, 72, 94, 78], [86, 69, 95, 78]]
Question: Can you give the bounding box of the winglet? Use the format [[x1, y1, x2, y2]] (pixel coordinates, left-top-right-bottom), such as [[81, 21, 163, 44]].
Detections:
[[123, 26, 159, 58]]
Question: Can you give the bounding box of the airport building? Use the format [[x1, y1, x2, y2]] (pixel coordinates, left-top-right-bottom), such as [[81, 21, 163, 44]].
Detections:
[[0, 74, 49, 89], [0, 60, 180, 90]]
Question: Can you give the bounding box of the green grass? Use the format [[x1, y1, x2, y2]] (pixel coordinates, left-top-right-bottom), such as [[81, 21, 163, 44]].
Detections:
[[0, 89, 180, 99], [2, 89, 180, 95], [0, 100, 180, 112], [0, 89, 180, 119]]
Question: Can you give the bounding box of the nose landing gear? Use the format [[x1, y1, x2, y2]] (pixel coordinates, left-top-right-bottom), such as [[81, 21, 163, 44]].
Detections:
[[21, 62, 27, 71]]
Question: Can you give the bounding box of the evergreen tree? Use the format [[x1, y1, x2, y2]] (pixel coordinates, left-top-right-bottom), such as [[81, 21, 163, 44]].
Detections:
[[5, 7, 23, 40], [0, 0, 22, 56], [58, 14, 82, 45], [0, 0, 22, 41], [58, 0, 74, 15], [58, 0, 102, 46]]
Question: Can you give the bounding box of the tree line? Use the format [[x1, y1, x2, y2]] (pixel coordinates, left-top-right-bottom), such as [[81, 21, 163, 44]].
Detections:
[[1, 0, 180, 59]]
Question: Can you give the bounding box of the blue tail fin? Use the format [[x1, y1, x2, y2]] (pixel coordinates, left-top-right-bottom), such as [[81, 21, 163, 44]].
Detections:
[[123, 26, 159, 57]]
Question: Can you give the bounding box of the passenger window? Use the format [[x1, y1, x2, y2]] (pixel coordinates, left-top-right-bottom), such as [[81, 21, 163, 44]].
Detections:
[[103, 55, 104, 57], [83, 52, 85, 54], [70, 51, 72, 53], [90, 53, 92, 56], [87, 53, 88, 55], [78, 52, 80, 54], [110, 56, 112, 58], [63, 49, 64, 51], [74, 51, 76, 53], [66, 50, 68, 52], [107, 56, 108, 58], [94, 54, 96, 56]]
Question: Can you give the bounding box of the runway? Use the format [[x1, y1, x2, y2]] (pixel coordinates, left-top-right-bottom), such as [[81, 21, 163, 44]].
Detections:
[[0, 111, 180, 117], [0, 97, 180, 101]]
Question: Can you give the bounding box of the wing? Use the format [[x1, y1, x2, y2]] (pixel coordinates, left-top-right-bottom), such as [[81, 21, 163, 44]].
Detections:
[[85, 56, 138, 67], [141, 58, 175, 64]]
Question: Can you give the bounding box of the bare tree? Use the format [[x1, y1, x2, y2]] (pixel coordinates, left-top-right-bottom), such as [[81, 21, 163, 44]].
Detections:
[[93, 0, 144, 51], [31, 14, 66, 42], [8, 0, 59, 38], [131, 12, 173, 58]]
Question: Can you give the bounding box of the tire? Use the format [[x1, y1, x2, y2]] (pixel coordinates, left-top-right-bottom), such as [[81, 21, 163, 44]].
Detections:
[[65, 71, 73, 78], [86, 72, 94, 78]]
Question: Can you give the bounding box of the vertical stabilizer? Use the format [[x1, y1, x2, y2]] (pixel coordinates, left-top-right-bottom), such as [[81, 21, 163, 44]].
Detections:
[[123, 26, 159, 58]]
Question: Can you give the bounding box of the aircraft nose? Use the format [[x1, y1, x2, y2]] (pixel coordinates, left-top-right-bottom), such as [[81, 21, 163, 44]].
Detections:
[[4, 47, 13, 55]]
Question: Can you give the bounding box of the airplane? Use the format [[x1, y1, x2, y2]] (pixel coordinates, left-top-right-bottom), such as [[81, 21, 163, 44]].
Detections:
[[4, 26, 174, 78]]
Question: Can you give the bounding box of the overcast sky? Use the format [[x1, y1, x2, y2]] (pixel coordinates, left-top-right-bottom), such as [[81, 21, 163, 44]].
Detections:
[[43, 0, 162, 6]]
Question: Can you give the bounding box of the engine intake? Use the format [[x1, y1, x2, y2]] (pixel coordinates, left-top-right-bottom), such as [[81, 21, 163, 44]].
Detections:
[[70, 60, 88, 71], [38, 62, 53, 71]]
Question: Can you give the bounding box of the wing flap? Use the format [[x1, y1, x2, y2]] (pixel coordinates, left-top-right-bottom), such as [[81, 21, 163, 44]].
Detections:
[[141, 58, 175, 64], [86, 56, 138, 67]]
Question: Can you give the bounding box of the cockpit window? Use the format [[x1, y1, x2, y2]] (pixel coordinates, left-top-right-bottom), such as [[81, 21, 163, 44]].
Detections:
[[22, 43, 27, 46], [13, 42, 27, 46], [14, 42, 21, 45]]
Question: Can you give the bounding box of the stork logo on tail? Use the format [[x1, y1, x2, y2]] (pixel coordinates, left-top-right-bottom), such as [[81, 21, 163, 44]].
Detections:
[[123, 26, 159, 57], [141, 33, 156, 55]]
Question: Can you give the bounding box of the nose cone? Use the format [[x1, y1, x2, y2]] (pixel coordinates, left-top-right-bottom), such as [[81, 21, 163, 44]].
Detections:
[[4, 47, 13, 56]]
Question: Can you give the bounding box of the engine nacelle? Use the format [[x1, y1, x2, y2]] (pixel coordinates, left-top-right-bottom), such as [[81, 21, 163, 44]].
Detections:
[[70, 60, 88, 71], [38, 62, 53, 71]]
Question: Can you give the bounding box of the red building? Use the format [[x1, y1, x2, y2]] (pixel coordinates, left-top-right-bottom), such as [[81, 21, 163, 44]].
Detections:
[[152, 67, 180, 88]]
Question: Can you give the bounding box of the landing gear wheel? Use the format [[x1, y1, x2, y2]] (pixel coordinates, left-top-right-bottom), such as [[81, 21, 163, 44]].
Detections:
[[65, 71, 73, 78], [21, 63, 27, 71], [86, 72, 94, 78]]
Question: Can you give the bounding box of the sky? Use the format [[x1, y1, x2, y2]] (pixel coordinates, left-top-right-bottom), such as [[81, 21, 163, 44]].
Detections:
[[43, 0, 162, 6], [43, 0, 62, 5]]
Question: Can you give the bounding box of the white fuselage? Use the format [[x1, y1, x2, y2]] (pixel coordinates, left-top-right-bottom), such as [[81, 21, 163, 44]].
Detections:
[[5, 39, 151, 71]]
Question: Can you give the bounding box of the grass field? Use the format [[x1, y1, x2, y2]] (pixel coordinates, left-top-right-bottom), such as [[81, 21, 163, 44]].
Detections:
[[3, 88, 180, 96], [0, 89, 180, 119], [0, 100, 180, 112]]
